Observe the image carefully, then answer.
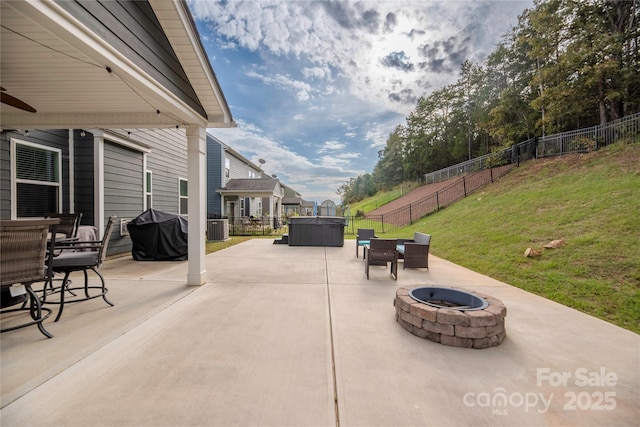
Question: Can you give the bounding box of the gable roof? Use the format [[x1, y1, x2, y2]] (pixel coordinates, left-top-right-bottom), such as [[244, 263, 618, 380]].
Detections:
[[282, 197, 303, 206], [219, 179, 281, 193]]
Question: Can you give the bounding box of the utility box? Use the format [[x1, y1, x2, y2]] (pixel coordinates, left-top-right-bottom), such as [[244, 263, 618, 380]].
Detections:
[[207, 219, 229, 241], [288, 216, 345, 247]]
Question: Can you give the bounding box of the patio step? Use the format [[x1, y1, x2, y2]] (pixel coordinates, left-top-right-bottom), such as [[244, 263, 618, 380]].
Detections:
[[273, 234, 288, 244]]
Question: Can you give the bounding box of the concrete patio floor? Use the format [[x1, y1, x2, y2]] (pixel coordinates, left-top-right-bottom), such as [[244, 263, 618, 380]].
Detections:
[[1, 239, 638, 426]]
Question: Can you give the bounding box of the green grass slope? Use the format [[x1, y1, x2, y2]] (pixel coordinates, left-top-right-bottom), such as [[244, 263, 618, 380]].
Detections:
[[394, 142, 640, 333]]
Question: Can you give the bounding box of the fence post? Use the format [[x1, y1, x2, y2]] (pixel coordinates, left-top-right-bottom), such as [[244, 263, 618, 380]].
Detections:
[[409, 204, 413, 225], [463, 177, 467, 197], [490, 167, 494, 183], [436, 192, 440, 211]]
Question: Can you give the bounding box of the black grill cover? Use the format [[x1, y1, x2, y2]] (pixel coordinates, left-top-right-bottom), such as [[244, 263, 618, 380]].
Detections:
[[127, 209, 188, 261]]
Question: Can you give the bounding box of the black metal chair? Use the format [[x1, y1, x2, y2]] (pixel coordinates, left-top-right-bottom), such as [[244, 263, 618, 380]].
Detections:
[[356, 228, 377, 258], [1, 219, 60, 338], [45, 212, 83, 239], [365, 238, 398, 280], [43, 216, 116, 321]]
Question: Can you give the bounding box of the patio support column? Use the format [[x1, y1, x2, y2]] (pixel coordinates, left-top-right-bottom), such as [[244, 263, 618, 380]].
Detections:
[[269, 196, 274, 228], [186, 125, 207, 286]]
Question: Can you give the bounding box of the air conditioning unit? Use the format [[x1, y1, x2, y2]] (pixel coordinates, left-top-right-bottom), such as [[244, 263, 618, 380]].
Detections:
[[207, 219, 229, 241]]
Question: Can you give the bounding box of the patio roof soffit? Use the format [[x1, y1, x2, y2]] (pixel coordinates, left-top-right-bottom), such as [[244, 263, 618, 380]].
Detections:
[[0, 0, 231, 130]]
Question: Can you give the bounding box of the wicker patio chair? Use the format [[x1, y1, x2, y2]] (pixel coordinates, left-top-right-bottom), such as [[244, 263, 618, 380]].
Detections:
[[396, 233, 431, 269], [356, 228, 377, 258], [1, 218, 60, 338], [365, 238, 398, 280], [43, 216, 116, 321]]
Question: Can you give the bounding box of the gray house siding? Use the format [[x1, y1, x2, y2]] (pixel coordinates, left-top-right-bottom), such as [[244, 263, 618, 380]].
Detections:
[[54, 0, 206, 117], [104, 141, 144, 255], [0, 134, 11, 219], [206, 136, 224, 217], [73, 131, 95, 226], [142, 129, 188, 214]]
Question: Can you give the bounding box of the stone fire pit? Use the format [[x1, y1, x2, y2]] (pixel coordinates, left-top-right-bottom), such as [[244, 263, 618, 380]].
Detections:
[[394, 286, 507, 349]]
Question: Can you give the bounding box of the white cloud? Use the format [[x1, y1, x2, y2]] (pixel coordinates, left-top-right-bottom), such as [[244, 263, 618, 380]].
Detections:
[[191, 0, 533, 202], [245, 69, 313, 101], [192, 0, 530, 115], [302, 66, 332, 80], [318, 140, 346, 153]]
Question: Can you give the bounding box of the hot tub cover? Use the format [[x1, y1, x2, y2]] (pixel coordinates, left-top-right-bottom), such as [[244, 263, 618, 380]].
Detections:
[[127, 209, 188, 261]]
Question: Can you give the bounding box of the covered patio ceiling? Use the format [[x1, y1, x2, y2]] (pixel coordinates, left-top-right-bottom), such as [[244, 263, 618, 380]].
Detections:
[[0, 0, 233, 130]]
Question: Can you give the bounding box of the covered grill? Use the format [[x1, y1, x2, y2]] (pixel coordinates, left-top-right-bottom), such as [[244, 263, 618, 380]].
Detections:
[[127, 209, 188, 261]]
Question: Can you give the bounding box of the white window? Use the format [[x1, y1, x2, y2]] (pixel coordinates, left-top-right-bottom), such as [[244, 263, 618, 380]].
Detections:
[[225, 157, 230, 178], [145, 170, 152, 209], [13, 140, 62, 217], [178, 178, 188, 215]]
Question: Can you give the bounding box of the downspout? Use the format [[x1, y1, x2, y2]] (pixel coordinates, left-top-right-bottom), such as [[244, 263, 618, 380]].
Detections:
[[93, 131, 105, 239]]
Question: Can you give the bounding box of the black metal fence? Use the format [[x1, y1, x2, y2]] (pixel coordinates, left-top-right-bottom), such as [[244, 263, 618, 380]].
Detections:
[[224, 216, 283, 236], [360, 163, 516, 231], [425, 113, 639, 184], [537, 112, 640, 157]]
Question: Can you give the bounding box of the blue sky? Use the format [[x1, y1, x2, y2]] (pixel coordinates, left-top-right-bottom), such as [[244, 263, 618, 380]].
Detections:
[[188, 1, 533, 204]]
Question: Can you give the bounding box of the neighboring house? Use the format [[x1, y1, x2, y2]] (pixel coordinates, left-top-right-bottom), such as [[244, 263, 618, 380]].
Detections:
[[206, 134, 264, 219], [207, 133, 286, 228], [301, 200, 317, 216], [0, 0, 233, 286], [281, 183, 303, 217]]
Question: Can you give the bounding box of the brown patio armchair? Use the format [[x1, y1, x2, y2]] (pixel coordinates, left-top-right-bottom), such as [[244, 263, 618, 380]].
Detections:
[[1, 218, 60, 338], [43, 216, 117, 321], [365, 238, 398, 280], [396, 232, 431, 269]]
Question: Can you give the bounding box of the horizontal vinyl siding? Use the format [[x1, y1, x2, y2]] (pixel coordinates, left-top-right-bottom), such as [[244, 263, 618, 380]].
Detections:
[[227, 155, 261, 181], [104, 141, 143, 255], [133, 128, 187, 215], [206, 137, 223, 216], [73, 132, 95, 226], [0, 132, 13, 220]]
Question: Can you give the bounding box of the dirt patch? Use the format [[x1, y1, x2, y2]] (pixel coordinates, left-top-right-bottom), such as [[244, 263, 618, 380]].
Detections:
[[367, 178, 463, 217]]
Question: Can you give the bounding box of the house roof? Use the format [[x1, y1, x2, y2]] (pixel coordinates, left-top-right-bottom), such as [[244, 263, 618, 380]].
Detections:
[[0, 0, 233, 130], [218, 178, 281, 194], [282, 197, 303, 206]]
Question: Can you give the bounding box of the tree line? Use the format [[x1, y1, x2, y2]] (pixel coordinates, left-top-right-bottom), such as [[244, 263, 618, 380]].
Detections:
[[338, 0, 639, 205]]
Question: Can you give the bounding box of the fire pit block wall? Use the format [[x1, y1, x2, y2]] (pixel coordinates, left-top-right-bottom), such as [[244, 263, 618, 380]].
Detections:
[[394, 286, 507, 349]]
